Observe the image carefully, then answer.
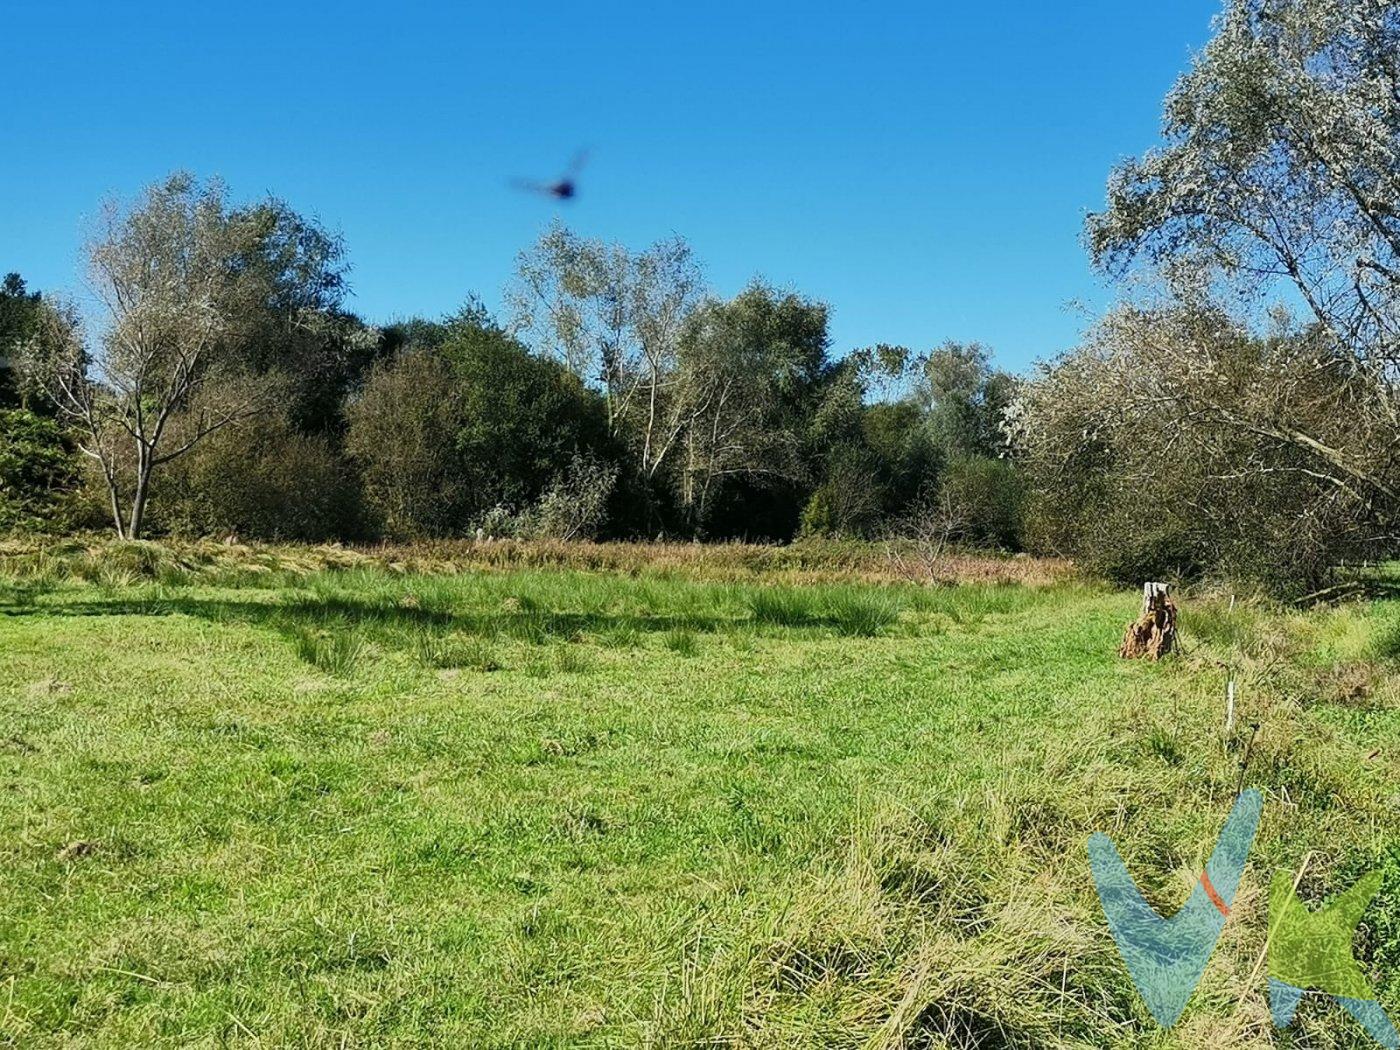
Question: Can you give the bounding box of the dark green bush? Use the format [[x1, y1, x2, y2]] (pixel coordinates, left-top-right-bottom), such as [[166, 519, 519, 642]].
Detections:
[[940, 456, 1025, 549], [0, 409, 79, 531], [346, 322, 615, 540], [156, 415, 364, 541]]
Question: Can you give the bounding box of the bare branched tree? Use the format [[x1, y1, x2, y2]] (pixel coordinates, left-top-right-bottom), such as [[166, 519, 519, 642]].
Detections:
[[508, 223, 702, 481], [19, 174, 270, 538], [884, 488, 963, 584]]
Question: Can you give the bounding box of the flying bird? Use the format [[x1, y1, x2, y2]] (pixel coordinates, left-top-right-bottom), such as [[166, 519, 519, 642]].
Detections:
[[513, 150, 589, 201]]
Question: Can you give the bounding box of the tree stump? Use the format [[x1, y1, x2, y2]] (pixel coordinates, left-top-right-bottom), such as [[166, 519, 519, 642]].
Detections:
[[1119, 582, 1177, 659]]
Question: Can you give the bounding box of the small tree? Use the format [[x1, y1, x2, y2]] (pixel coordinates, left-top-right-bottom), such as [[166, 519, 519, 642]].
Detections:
[[20, 175, 271, 538]]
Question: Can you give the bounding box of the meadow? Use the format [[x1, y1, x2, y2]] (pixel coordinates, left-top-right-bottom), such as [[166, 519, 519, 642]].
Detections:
[[3, 540, 1400, 1047]]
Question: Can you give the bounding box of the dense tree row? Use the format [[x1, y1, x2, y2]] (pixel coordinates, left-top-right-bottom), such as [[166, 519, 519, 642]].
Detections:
[[0, 177, 1020, 547]]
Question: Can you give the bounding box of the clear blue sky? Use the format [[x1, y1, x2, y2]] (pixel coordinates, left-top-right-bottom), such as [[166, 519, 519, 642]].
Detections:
[[1, 0, 1222, 371]]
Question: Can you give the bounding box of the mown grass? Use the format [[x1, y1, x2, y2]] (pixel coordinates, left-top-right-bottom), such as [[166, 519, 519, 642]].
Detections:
[[2, 544, 1400, 1046]]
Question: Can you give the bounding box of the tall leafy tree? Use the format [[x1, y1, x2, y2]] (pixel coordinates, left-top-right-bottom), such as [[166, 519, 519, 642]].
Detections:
[[509, 223, 703, 489], [1088, 0, 1400, 362], [1072, 0, 1400, 574], [675, 282, 830, 531], [916, 342, 1016, 461]]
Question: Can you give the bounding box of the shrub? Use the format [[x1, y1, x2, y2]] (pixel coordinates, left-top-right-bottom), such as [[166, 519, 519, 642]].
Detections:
[[0, 409, 79, 531], [156, 414, 363, 541], [1013, 307, 1396, 597], [345, 349, 470, 538], [939, 455, 1024, 550], [525, 454, 617, 541], [799, 460, 884, 539], [346, 320, 616, 540]]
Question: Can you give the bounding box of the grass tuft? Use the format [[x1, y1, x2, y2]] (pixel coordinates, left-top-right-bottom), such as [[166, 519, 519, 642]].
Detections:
[[663, 629, 699, 656], [748, 588, 819, 627], [828, 591, 900, 636], [292, 626, 365, 675]]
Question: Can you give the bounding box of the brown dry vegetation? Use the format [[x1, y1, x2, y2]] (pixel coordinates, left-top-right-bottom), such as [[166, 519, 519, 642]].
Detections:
[[0, 535, 1072, 588]]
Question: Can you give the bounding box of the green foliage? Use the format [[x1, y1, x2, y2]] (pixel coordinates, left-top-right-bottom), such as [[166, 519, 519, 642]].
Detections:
[[917, 342, 1016, 461], [524, 454, 618, 541], [447, 320, 613, 512], [939, 455, 1025, 550], [346, 317, 614, 540], [0, 409, 78, 531], [0, 273, 43, 409], [156, 413, 363, 541], [798, 457, 885, 540], [344, 348, 466, 538], [674, 282, 832, 537]]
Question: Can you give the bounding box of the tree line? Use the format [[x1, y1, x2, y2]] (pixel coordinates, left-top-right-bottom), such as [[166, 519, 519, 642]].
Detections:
[[7, 0, 1400, 597], [0, 176, 1019, 550]]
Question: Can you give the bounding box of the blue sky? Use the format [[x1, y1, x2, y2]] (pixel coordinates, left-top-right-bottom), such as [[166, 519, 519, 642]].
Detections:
[[1, 1, 1222, 371]]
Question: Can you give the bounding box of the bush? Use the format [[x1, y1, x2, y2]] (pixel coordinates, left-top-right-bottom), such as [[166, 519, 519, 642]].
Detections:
[[0, 409, 79, 531], [799, 460, 884, 539], [156, 414, 364, 541], [1013, 307, 1396, 597], [525, 454, 618, 541], [346, 323, 616, 539], [938, 456, 1025, 549], [345, 349, 470, 538]]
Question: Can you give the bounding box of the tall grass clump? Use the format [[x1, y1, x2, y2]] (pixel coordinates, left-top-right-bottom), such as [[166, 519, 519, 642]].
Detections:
[[1368, 609, 1400, 662], [748, 588, 819, 628], [828, 591, 900, 637], [413, 629, 498, 671], [663, 629, 698, 656], [292, 625, 365, 676]]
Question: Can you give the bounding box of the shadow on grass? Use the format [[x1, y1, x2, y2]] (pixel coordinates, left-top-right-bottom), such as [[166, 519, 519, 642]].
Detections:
[[1, 585, 906, 672], [1, 592, 732, 638]]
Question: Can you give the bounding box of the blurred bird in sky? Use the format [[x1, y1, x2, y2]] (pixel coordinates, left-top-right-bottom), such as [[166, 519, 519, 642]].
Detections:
[[513, 150, 589, 201]]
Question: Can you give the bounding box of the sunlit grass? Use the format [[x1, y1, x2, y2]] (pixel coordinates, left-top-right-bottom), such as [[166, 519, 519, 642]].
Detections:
[[2, 546, 1400, 1045]]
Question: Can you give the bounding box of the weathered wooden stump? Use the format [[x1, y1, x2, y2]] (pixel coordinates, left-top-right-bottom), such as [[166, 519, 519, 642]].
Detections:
[[1119, 582, 1177, 659]]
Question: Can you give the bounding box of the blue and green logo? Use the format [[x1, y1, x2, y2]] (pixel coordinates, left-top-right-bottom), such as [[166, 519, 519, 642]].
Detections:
[[1089, 789, 1398, 1046]]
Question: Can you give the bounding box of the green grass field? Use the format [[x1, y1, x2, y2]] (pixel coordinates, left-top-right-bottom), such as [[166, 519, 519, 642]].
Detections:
[[4, 542, 1400, 1047]]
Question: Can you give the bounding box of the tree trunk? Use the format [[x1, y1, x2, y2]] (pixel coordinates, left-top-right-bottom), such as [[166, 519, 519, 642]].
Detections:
[[127, 448, 152, 539], [1119, 582, 1177, 659], [106, 477, 127, 539]]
